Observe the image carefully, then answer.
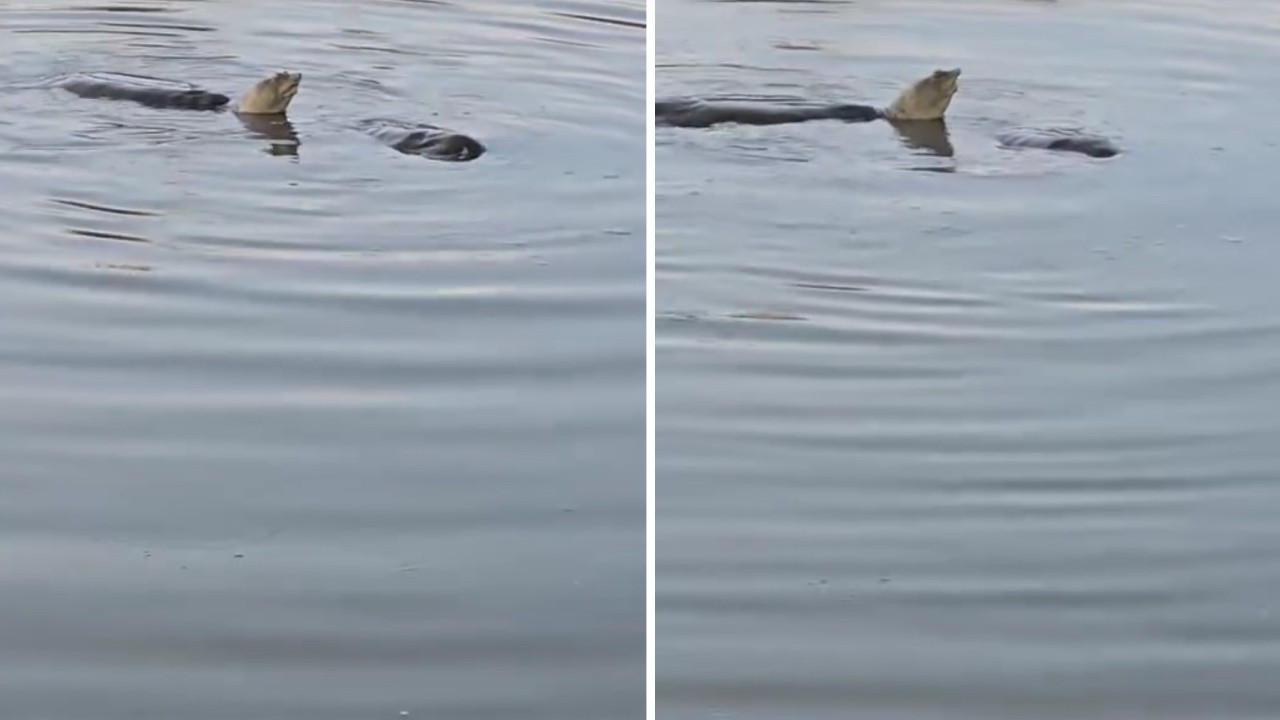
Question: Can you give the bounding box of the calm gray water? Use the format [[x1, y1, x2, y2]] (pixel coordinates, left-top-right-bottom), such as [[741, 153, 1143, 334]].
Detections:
[[657, 1, 1280, 718], [0, 2, 643, 718]]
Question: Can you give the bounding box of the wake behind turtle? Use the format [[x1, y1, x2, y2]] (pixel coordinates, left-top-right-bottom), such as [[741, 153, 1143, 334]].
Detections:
[[52, 70, 485, 162], [657, 68, 1120, 159]]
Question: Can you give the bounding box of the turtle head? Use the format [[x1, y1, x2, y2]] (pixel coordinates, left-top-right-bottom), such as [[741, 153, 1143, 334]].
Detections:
[[235, 70, 301, 115], [883, 68, 960, 121]]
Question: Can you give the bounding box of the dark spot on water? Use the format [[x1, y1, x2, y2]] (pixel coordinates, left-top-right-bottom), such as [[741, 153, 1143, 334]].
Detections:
[[774, 41, 821, 51], [727, 310, 807, 322], [792, 281, 868, 293], [53, 197, 159, 216], [101, 21, 215, 32], [66, 5, 174, 11], [68, 228, 152, 244], [550, 11, 645, 30]]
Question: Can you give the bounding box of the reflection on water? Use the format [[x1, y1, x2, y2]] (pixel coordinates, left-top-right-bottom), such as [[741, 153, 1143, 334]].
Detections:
[[0, 1, 643, 718], [890, 119, 953, 157], [235, 112, 300, 156], [658, 0, 1280, 718]]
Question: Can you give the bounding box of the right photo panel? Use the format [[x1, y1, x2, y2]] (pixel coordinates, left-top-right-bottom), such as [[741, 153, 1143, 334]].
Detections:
[[657, 0, 1280, 718]]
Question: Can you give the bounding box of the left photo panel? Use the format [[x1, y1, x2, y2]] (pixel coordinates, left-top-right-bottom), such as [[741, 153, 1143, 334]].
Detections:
[[0, 1, 647, 718]]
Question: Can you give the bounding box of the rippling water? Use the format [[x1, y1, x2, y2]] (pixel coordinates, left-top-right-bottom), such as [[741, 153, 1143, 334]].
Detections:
[[657, 1, 1280, 717], [0, 1, 643, 718]]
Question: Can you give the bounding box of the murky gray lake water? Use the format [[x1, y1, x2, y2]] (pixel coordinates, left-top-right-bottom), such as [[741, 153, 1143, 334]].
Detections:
[[0, 1, 643, 718], [658, 1, 1280, 718]]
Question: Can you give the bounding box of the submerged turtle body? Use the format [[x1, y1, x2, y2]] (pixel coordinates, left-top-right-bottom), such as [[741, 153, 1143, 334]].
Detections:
[[58, 72, 231, 110], [656, 68, 960, 128], [359, 119, 486, 162], [994, 127, 1120, 159], [654, 100, 880, 127]]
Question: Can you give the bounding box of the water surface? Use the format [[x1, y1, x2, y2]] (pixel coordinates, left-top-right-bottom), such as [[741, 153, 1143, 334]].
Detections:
[[657, 1, 1280, 718], [0, 1, 644, 718]]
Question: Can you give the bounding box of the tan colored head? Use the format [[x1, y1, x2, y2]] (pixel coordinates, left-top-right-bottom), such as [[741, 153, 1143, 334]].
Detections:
[[882, 68, 960, 121], [235, 71, 301, 115]]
